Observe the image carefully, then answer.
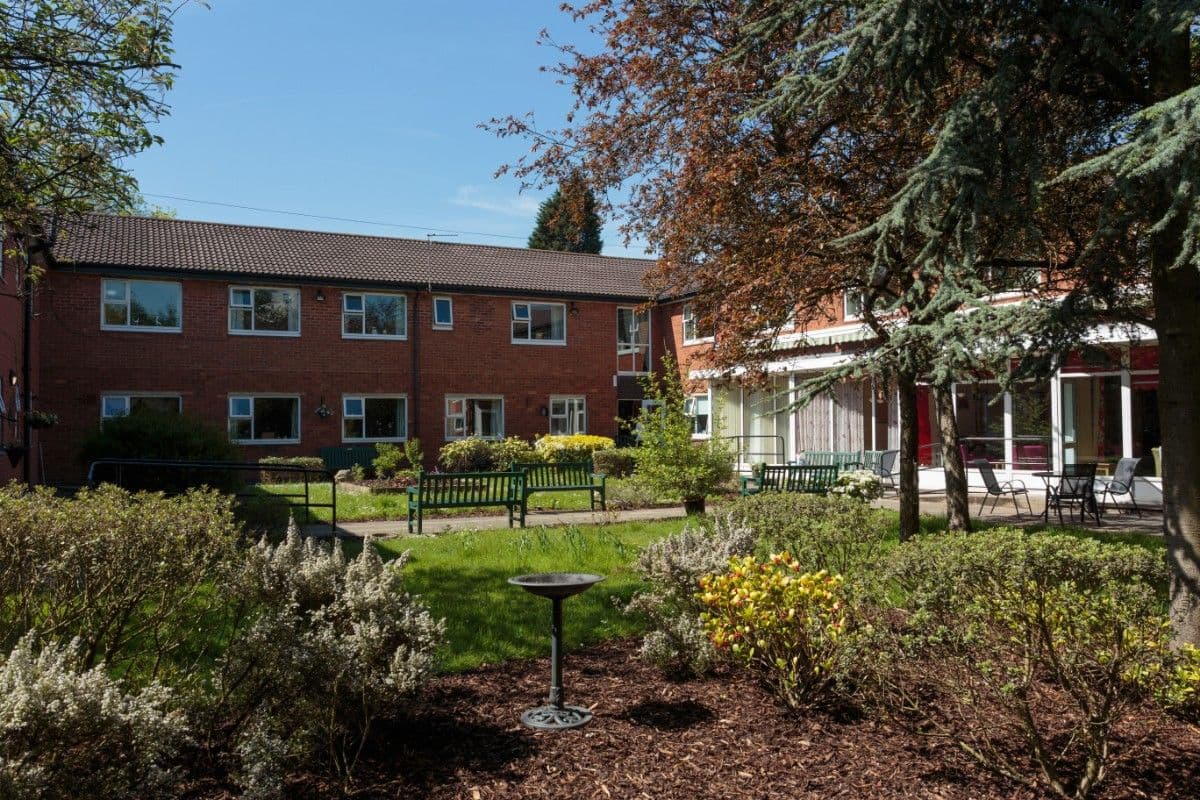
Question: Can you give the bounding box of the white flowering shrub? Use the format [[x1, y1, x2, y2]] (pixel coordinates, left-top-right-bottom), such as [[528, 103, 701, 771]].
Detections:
[[0, 484, 242, 681], [0, 634, 187, 800], [217, 520, 444, 793], [622, 514, 756, 676], [830, 469, 884, 501]]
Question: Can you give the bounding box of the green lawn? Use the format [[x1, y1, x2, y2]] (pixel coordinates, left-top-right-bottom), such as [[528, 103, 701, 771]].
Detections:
[[250, 482, 605, 524], [374, 518, 690, 671]]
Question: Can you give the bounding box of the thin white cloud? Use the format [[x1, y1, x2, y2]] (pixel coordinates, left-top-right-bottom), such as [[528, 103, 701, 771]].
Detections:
[[451, 185, 541, 218]]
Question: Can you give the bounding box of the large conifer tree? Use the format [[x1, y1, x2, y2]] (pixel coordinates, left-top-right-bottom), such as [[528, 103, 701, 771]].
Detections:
[[527, 177, 603, 253]]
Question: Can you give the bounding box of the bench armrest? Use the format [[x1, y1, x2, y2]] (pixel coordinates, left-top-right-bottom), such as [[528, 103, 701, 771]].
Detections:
[[591, 472, 607, 484]]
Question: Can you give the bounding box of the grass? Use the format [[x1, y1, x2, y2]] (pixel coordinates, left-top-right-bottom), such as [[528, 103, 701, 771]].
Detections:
[[373, 518, 690, 672]]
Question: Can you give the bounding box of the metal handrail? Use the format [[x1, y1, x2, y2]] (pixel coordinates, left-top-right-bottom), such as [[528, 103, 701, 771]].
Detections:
[[85, 458, 338, 537], [719, 434, 786, 468]]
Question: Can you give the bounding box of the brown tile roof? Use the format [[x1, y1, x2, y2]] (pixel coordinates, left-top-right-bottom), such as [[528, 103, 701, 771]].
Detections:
[[48, 213, 656, 300]]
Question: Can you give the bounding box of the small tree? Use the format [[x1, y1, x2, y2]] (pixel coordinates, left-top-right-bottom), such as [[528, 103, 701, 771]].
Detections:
[[631, 355, 733, 513], [527, 174, 603, 254]]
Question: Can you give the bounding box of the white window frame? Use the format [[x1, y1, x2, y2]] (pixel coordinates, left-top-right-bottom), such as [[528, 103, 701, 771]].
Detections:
[[228, 286, 301, 337], [686, 392, 712, 438], [227, 394, 301, 444], [511, 301, 567, 345], [100, 393, 182, 420], [444, 395, 504, 440], [617, 306, 652, 375], [100, 279, 182, 333], [341, 292, 407, 340], [432, 295, 454, 329], [682, 302, 714, 345], [843, 292, 866, 321], [549, 396, 587, 435], [341, 394, 408, 442]]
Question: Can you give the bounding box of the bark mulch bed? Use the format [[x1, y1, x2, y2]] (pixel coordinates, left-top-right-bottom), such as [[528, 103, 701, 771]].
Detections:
[[278, 637, 1200, 799]]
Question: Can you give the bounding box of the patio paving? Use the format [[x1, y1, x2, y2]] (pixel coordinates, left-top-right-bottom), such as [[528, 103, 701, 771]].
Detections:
[[874, 491, 1165, 536]]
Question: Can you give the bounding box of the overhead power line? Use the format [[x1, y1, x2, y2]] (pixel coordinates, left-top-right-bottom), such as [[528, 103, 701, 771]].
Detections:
[[141, 193, 527, 241]]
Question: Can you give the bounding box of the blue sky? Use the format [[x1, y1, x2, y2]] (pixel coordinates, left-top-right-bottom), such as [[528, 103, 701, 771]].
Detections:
[[128, 1, 650, 258]]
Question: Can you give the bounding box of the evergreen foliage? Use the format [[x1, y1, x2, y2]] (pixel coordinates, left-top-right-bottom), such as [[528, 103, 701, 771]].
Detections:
[[527, 176, 603, 253]]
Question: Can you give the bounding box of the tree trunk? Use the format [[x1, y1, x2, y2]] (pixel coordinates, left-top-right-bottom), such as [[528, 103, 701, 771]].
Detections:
[[897, 372, 920, 541], [935, 385, 972, 531], [1151, 31, 1200, 647]]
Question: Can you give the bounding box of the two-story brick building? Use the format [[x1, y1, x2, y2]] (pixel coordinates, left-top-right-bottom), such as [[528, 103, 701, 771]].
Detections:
[[2, 213, 673, 484]]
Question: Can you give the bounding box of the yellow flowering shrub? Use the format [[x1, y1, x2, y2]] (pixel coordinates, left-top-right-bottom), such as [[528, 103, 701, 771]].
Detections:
[[699, 553, 850, 709], [534, 434, 616, 463]]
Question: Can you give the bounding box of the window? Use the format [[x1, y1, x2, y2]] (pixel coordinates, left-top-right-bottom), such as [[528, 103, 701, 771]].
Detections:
[[342, 395, 407, 441], [682, 303, 713, 344], [228, 395, 300, 443], [343, 293, 406, 338], [432, 296, 453, 328], [984, 265, 1041, 294], [229, 287, 300, 335], [549, 396, 586, 435], [844, 292, 865, 320], [511, 302, 566, 344], [617, 307, 651, 373], [685, 394, 711, 437], [445, 396, 503, 439], [101, 394, 181, 420], [101, 279, 181, 331]]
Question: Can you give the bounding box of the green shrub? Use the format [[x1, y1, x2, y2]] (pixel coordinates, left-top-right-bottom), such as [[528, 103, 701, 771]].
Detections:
[[0, 634, 188, 800], [438, 437, 496, 472], [80, 410, 241, 492], [216, 522, 444, 788], [727, 493, 893, 581], [622, 515, 756, 677], [534, 434, 615, 463], [606, 476, 670, 510], [593, 447, 637, 478], [258, 456, 326, 484], [1157, 643, 1200, 721], [700, 554, 857, 710], [830, 469, 884, 501], [0, 484, 242, 681], [372, 442, 406, 478], [884, 530, 1170, 799], [402, 438, 424, 470], [490, 436, 539, 467]]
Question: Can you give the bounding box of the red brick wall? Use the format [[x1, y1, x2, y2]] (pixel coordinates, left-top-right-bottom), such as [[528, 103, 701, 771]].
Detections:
[[0, 234, 35, 486], [35, 271, 641, 481]]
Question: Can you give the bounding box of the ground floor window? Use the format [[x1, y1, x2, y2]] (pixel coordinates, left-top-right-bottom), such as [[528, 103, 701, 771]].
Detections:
[[445, 396, 503, 439], [954, 381, 1004, 465], [101, 394, 182, 420], [229, 395, 300, 443], [549, 396, 586, 435], [685, 393, 711, 437], [343, 395, 406, 441]]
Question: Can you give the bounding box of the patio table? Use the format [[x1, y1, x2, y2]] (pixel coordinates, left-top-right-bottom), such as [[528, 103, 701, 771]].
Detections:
[[1033, 471, 1102, 525]]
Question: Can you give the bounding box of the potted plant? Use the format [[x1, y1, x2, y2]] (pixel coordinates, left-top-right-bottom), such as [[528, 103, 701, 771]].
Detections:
[[27, 410, 58, 429], [628, 355, 733, 515]]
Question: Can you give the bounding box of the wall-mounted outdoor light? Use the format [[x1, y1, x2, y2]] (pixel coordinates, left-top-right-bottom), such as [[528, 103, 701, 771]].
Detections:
[[539, 405, 549, 417], [569, 301, 580, 317], [315, 288, 326, 302], [314, 397, 334, 419]]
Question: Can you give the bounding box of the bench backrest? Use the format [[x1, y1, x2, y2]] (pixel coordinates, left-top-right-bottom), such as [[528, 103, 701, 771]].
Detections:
[[320, 445, 378, 471], [802, 450, 861, 469], [418, 471, 523, 503], [511, 461, 594, 488], [761, 464, 839, 493]]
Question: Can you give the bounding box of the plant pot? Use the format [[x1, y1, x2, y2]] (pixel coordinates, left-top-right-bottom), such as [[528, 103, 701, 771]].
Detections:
[[683, 497, 706, 515]]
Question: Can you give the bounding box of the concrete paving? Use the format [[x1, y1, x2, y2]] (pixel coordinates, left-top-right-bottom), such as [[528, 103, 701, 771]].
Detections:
[[305, 504, 688, 539], [875, 491, 1164, 536]]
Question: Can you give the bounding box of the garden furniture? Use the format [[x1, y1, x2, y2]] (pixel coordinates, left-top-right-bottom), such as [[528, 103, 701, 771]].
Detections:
[[511, 461, 607, 511], [973, 458, 1034, 518], [1098, 457, 1144, 518], [1034, 463, 1101, 525], [874, 449, 900, 492], [740, 464, 839, 496], [406, 471, 526, 534]]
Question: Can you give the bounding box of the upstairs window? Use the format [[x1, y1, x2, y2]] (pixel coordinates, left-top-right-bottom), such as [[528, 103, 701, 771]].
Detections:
[[343, 292, 406, 338], [229, 287, 300, 335], [549, 396, 586, 435], [433, 296, 454, 328], [617, 307, 651, 373], [101, 279, 181, 331], [844, 292, 866, 320], [512, 302, 566, 344], [682, 302, 714, 343]]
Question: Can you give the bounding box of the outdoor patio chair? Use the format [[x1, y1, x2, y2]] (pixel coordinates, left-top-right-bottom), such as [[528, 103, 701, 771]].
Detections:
[[973, 458, 1033, 518], [874, 449, 899, 492], [1048, 462, 1101, 525], [1099, 457, 1143, 518]]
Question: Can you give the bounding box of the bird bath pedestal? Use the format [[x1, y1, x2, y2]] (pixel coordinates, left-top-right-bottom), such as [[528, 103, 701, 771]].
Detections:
[[508, 572, 605, 730]]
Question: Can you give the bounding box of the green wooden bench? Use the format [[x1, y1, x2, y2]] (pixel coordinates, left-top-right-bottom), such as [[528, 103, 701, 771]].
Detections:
[[740, 464, 840, 496], [406, 471, 526, 534], [801, 450, 866, 470], [511, 461, 607, 511], [320, 445, 379, 472]]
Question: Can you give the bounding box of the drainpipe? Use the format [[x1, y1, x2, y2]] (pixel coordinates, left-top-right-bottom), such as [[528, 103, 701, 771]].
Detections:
[[411, 291, 421, 452]]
